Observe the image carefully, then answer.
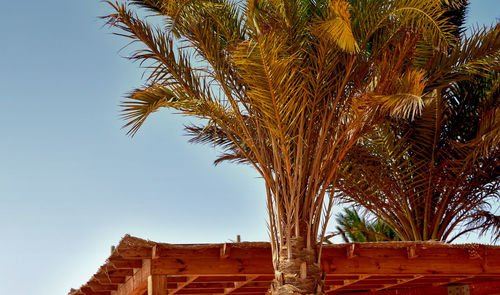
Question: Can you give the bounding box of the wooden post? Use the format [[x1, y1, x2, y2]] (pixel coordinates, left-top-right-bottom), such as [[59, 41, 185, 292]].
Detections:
[[148, 275, 167, 295]]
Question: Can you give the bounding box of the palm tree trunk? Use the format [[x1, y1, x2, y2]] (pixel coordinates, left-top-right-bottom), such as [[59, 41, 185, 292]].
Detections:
[[270, 236, 324, 295]]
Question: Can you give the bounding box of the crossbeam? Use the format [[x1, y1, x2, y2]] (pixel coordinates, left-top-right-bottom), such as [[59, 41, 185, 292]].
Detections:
[[328, 275, 370, 292], [168, 276, 199, 295], [373, 275, 424, 291]]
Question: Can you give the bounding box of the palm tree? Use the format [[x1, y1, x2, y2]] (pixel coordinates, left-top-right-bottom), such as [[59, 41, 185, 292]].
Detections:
[[102, 0, 492, 293], [336, 60, 500, 242], [330, 207, 399, 242]]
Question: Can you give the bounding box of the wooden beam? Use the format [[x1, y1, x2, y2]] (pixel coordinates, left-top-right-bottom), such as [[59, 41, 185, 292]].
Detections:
[[115, 248, 152, 260], [188, 276, 250, 283], [321, 246, 500, 275], [109, 259, 143, 269], [468, 248, 481, 259], [183, 282, 237, 289], [328, 275, 370, 292], [373, 275, 424, 291], [94, 276, 125, 285], [220, 244, 231, 259], [432, 275, 474, 287], [112, 259, 151, 295], [88, 281, 118, 292], [407, 245, 418, 259], [346, 244, 356, 259], [148, 275, 167, 295], [81, 287, 111, 295], [152, 245, 160, 259], [219, 275, 259, 295], [168, 276, 198, 295], [151, 257, 273, 276], [103, 268, 135, 277], [152, 244, 271, 260]]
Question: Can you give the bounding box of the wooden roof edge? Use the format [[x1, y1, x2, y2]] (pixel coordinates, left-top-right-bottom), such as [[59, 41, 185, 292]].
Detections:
[[116, 234, 500, 251], [322, 241, 500, 249], [69, 234, 500, 295]]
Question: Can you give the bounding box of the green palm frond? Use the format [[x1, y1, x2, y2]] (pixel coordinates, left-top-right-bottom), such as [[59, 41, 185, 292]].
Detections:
[[332, 207, 400, 242]]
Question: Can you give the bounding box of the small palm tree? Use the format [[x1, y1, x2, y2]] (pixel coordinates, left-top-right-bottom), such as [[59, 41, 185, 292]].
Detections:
[[330, 207, 399, 243], [102, 0, 495, 293]]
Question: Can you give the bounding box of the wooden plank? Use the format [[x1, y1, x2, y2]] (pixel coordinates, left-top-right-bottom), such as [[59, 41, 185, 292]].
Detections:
[[407, 245, 418, 259], [321, 247, 500, 275], [176, 288, 225, 294], [373, 275, 424, 291], [220, 244, 231, 259], [150, 245, 500, 276], [114, 248, 153, 260], [328, 275, 370, 292], [152, 245, 160, 259], [340, 280, 500, 295], [221, 276, 259, 294], [104, 268, 135, 277], [95, 276, 126, 285], [184, 283, 236, 289], [190, 276, 249, 282], [153, 245, 271, 260], [432, 275, 474, 287], [81, 287, 111, 295], [168, 276, 198, 295], [148, 275, 167, 295], [346, 244, 356, 259], [88, 281, 118, 292], [110, 259, 143, 269], [111, 259, 151, 295], [230, 287, 269, 293], [470, 280, 500, 295], [151, 258, 273, 276]]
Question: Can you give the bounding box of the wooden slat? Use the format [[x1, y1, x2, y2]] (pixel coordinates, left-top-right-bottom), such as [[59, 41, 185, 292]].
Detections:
[[192, 276, 249, 282], [95, 276, 126, 285], [220, 244, 231, 259], [168, 276, 199, 295], [407, 245, 418, 259], [432, 275, 474, 287], [221, 276, 259, 294], [321, 247, 500, 275], [148, 275, 167, 295], [88, 281, 118, 292], [115, 248, 153, 260], [373, 275, 424, 291], [346, 244, 356, 259], [328, 275, 370, 292], [112, 259, 151, 295], [184, 282, 236, 289], [104, 268, 135, 277], [151, 257, 273, 276], [110, 259, 143, 269], [81, 287, 111, 295], [153, 245, 271, 260]]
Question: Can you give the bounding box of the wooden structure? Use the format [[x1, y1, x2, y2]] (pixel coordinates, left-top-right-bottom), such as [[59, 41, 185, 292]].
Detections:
[[69, 235, 500, 295]]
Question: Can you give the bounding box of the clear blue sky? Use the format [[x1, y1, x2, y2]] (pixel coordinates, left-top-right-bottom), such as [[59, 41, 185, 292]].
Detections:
[[0, 1, 497, 295]]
